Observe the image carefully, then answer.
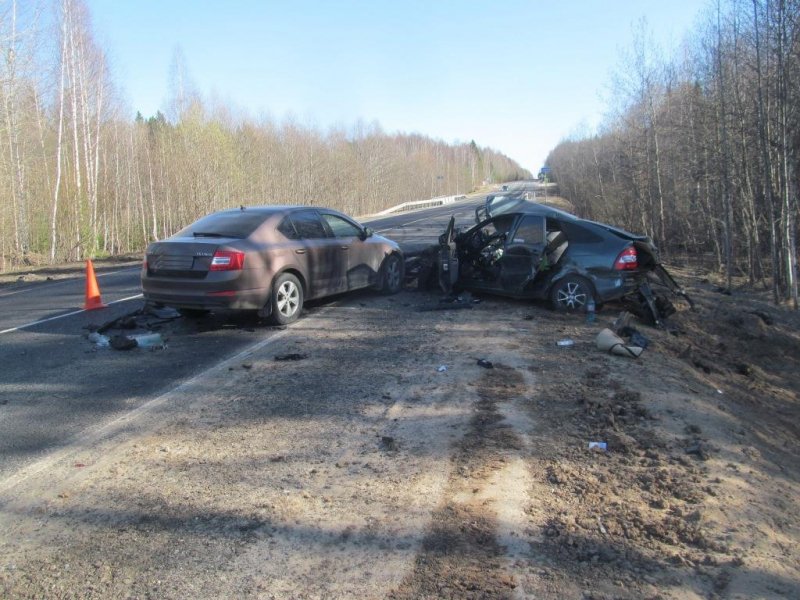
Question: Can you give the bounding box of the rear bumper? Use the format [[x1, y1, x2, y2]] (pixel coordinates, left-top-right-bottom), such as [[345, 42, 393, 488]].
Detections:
[[141, 272, 269, 311], [592, 271, 645, 302], [142, 289, 267, 311]]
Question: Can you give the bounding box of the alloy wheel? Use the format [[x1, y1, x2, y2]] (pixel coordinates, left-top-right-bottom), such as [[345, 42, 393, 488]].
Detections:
[[277, 280, 300, 317], [556, 281, 588, 310], [386, 258, 401, 290]]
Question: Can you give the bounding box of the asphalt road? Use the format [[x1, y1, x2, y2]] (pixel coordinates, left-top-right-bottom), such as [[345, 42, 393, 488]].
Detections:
[[0, 182, 537, 483]]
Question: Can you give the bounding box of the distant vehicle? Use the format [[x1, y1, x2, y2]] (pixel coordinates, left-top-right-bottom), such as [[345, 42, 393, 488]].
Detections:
[[141, 206, 403, 324], [436, 195, 691, 325]]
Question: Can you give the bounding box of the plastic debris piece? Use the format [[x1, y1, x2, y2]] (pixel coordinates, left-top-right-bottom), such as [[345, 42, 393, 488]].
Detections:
[[476, 359, 494, 369], [274, 353, 308, 361], [117, 317, 138, 330], [619, 326, 650, 349], [437, 365, 448, 372], [629, 330, 650, 349], [131, 332, 165, 349], [88, 332, 110, 347], [588, 442, 608, 451], [586, 299, 596, 323], [611, 311, 634, 335], [597, 517, 608, 534], [557, 339, 574, 347], [595, 328, 643, 358], [110, 335, 137, 351], [144, 306, 181, 319]]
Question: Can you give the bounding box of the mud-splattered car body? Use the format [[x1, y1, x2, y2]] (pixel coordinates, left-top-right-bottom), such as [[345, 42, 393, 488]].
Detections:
[[141, 206, 403, 325], [435, 195, 690, 324]]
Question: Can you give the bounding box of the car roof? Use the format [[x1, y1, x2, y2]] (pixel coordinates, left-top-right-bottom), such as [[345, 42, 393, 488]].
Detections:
[[211, 205, 298, 216], [485, 197, 649, 239], [212, 205, 351, 215]]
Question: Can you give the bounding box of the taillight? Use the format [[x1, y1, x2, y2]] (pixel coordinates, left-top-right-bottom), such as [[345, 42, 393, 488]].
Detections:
[[614, 246, 638, 270], [210, 250, 245, 271], [142, 257, 148, 270]]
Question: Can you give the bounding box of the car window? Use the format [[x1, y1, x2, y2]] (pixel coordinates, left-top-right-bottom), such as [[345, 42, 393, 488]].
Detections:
[[512, 215, 544, 244], [290, 210, 329, 239], [175, 211, 271, 239], [277, 217, 299, 240], [491, 215, 516, 239], [321, 214, 362, 238], [561, 220, 604, 244]]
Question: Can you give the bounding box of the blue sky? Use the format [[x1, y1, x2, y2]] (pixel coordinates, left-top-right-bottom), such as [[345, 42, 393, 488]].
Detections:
[[88, 0, 709, 173]]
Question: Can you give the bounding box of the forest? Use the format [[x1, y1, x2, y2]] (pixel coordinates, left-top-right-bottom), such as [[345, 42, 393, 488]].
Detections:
[[546, 0, 799, 308], [0, 0, 529, 272]]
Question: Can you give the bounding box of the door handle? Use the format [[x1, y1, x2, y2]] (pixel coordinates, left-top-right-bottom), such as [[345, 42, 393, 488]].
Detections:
[[340, 246, 350, 250], [295, 249, 306, 255]]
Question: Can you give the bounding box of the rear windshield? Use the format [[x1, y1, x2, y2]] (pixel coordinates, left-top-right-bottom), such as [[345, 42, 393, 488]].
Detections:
[[174, 211, 271, 239]]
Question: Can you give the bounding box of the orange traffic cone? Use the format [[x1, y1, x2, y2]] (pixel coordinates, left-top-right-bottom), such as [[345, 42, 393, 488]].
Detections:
[[84, 259, 107, 310]]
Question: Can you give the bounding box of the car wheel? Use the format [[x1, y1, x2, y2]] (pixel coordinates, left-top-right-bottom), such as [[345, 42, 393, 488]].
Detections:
[[550, 275, 595, 312], [269, 273, 303, 325], [379, 253, 404, 294]]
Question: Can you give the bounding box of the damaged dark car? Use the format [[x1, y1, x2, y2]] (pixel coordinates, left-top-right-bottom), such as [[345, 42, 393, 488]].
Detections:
[[434, 195, 691, 325]]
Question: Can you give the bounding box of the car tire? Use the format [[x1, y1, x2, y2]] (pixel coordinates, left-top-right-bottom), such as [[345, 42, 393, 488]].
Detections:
[[550, 275, 595, 312], [379, 253, 404, 295], [269, 273, 303, 325]]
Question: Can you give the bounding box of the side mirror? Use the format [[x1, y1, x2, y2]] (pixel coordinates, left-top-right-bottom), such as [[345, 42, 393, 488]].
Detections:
[[361, 227, 374, 240]]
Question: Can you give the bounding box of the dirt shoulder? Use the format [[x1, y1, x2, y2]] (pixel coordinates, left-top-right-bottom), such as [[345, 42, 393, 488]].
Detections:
[[1, 271, 799, 599]]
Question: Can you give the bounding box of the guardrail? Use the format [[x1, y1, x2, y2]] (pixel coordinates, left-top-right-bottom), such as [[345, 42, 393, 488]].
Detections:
[[375, 194, 467, 216]]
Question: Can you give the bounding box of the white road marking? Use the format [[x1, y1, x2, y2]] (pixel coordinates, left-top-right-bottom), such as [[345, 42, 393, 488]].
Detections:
[[0, 328, 291, 495], [0, 294, 144, 336]]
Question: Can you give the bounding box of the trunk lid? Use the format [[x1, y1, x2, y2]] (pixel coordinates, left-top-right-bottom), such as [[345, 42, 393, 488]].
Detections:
[[146, 239, 238, 278]]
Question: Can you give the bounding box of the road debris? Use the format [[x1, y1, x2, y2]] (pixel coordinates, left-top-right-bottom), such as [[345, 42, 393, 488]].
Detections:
[[87, 332, 110, 347], [109, 335, 137, 351], [274, 353, 308, 361], [419, 292, 478, 311], [556, 339, 574, 347], [585, 299, 596, 323], [476, 358, 494, 369], [595, 328, 644, 358], [379, 436, 398, 451], [130, 333, 165, 349]]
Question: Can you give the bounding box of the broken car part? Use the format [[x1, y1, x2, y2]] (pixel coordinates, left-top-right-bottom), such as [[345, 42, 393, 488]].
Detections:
[[595, 328, 644, 358]]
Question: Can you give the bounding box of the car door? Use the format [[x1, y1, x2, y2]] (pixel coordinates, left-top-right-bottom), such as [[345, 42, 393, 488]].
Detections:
[[438, 216, 459, 293], [320, 212, 373, 290], [498, 214, 546, 292], [289, 209, 345, 297]]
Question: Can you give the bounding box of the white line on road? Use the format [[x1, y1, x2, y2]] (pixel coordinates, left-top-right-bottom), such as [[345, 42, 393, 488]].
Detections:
[[0, 328, 291, 496], [0, 293, 143, 336]]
